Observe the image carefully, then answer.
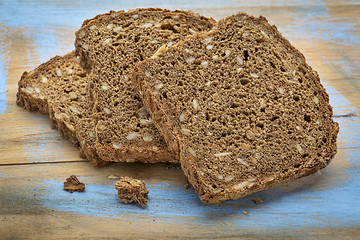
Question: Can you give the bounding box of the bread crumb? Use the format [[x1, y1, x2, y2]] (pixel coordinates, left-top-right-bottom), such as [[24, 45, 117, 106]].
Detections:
[[107, 175, 120, 180], [164, 162, 171, 170], [63, 175, 85, 193], [254, 197, 263, 205], [115, 177, 149, 208], [242, 211, 249, 215]]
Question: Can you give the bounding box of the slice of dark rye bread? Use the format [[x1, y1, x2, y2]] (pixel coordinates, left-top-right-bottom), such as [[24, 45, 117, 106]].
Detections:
[[74, 9, 215, 163], [133, 12, 339, 203], [16, 51, 177, 166], [16, 52, 107, 166]]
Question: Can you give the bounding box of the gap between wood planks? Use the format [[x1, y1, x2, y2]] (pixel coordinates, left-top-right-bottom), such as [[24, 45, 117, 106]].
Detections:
[[333, 113, 358, 118], [0, 160, 88, 167]]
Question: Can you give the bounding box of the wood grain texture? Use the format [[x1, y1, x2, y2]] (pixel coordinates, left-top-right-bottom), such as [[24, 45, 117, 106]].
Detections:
[[0, 0, 359, 238]]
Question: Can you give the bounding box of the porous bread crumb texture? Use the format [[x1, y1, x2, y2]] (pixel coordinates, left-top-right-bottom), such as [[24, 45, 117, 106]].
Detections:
[[75, 8, 214, 163], [16, 51, 178, 165], [115, 176, 149, 208], [133, 12, 339, 203], [16, 52, 107, 167], [63, 175, 85, 193]]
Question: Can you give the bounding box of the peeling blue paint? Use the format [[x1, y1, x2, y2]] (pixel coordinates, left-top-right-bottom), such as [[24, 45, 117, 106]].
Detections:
[[37, 167, 360, 228], [280, 3, 359, 46], [0, 40, 7, 114], [324, 84, 360, 148], [322, 55, 360, 98], [0, 61, 6, 114]]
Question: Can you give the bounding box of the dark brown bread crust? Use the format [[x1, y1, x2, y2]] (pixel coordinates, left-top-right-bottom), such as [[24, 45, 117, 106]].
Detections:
[[74, 8, 215, 163], [133, 12, 339, 203]]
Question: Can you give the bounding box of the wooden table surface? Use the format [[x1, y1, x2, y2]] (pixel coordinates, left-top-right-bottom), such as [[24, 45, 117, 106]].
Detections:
[[1, 0, 359, 239]]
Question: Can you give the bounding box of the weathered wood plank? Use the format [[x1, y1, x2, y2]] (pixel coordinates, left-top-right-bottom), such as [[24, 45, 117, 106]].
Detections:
[[0, 104, 86, 165], [0, 157, 359, 238]]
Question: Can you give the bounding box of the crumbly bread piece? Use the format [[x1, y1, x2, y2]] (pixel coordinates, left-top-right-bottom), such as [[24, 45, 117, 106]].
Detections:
[[133, 12, 339, 203], [16, 52, 107, 167], [115, 177, 149, 208], [16, 52, 178, 165], [63, 175, 85, 193], [74, 8, 215, 163]]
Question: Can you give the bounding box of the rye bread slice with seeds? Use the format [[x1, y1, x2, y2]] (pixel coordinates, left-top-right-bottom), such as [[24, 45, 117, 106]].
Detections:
[[74, 8, 215, 163], [16, 51, 107, 166], [133, 12, 339, 203], [16, 51, 177, 166]]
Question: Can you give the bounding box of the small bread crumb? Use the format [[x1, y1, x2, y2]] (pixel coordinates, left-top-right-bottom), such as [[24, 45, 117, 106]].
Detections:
[[63, 175, 85, 193], [107, 175, 120, 180], [115, 177, 149, 208], [254, 197, 263, 205]]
